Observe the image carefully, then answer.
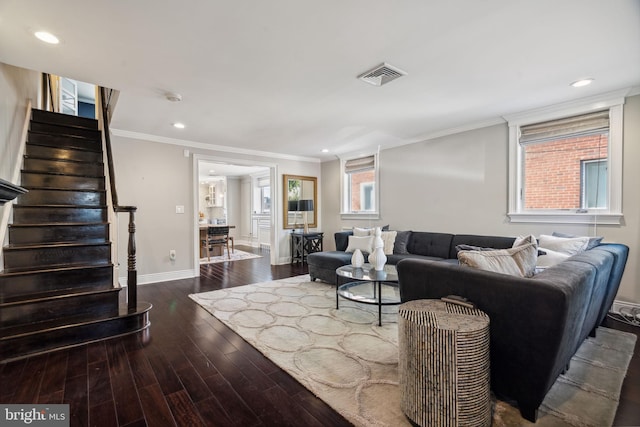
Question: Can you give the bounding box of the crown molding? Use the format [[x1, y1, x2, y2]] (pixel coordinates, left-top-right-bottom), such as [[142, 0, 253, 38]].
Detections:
[[408, 117, 507, 145], [110, 129, 321, 163]]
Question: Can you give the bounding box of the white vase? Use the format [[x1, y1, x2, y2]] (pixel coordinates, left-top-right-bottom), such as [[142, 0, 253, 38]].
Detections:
[[368, 246, 387, 271], [372, 227, 384, 251], [351, 248, 364, 268]]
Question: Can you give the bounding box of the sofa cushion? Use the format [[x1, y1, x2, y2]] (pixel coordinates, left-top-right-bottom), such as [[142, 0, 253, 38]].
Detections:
[[407, 232, 454, 258], [307, 251, 353, 270], [345, 235, 373, 254], [393, 231, 411, 254], [386, 253, 445, 265], [458, 243, 538, 278]]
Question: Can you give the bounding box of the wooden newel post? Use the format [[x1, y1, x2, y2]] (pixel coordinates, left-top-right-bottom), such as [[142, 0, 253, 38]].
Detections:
[[121, 207, 138, 311], [127, 209, 137, 311]]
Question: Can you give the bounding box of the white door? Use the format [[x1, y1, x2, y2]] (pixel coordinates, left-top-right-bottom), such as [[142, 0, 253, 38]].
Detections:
[[59, 77, 78, 115]]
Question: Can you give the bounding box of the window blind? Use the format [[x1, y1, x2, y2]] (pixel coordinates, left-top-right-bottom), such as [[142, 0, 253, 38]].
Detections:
[[519, 110, 609, 145], [344, 155, 375, 174]]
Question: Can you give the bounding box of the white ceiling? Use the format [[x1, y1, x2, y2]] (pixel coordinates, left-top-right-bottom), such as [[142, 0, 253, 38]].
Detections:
[[1, 0, 639, 161]]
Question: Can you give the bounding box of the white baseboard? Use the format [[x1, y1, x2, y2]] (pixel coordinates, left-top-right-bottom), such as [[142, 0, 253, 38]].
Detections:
[[119, 269, 197, 286]]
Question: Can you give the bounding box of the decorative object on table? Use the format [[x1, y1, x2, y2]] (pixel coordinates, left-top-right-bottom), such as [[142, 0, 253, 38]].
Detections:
[[298, 199, 314, 233], [351, 248, 364, 268], [367, 227, 387, 271], [288, 200, 300, 231], [398, 299, 491, 427]]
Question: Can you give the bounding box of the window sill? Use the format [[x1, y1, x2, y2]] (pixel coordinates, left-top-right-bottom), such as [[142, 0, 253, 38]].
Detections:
[[507, 212, 623, 225], [340, 212, 380, 221]]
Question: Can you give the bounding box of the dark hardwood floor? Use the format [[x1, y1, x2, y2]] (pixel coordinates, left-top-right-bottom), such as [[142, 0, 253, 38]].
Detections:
[[1, 245, 638, 426]]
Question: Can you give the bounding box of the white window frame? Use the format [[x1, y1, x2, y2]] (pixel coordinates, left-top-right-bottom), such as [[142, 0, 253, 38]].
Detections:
[[340, 152, 380, 220], [505, 90, 626, 225]]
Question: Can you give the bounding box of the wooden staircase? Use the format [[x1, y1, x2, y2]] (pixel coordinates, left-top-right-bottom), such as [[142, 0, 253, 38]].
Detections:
[[0, 109, 151, 362]]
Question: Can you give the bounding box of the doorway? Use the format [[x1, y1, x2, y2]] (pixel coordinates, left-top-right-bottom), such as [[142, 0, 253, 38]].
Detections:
[[192, 155, 278, 271]]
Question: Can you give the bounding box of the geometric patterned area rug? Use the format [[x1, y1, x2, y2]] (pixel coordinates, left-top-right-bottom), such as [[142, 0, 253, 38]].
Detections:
[[199, 249, 262, 265], [189, 275, 636, 427]]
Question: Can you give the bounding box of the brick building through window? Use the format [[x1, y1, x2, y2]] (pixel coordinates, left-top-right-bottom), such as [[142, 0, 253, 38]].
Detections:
[[523, 134, 608, 209]]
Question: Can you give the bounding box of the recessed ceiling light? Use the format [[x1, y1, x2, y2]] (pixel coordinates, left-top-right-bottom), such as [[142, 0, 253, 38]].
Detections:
[[570, 78, 594, 88], [34, 31, 59, 44], [321, 149, 329, 153], [173, 122, 185, 129]]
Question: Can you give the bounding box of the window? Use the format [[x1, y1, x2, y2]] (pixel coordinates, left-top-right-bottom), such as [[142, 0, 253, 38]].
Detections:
[[254, 175, 270, 214], [341, 154, 379, 218], [581, 159, 607, 209], [506, 91, 625, 224], [261, 185, 271, 212]]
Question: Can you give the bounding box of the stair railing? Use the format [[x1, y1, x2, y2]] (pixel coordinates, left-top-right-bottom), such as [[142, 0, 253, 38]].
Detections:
[[99, 87, 138, 311]]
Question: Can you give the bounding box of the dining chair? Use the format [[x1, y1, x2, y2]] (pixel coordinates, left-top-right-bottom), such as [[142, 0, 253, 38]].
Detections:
[[203, 226, 231, 260]]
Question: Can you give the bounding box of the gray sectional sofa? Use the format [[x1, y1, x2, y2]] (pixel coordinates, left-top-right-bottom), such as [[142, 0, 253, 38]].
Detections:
[[307, 230, 629, 422]]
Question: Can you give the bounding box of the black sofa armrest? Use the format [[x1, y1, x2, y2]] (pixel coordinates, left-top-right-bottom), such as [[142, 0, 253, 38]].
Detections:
[[396, 258, 596, 421], [334, 230, 353, 252]]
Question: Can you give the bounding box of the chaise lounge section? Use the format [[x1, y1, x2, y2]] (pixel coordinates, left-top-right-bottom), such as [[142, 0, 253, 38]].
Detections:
[[307, 229, 629, 421]]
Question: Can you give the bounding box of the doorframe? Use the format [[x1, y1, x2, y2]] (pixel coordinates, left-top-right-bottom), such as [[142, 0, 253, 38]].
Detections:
[[192, 153, 279, 272]]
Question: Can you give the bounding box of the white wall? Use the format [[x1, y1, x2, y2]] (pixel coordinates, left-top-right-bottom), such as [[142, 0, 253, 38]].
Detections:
[[0, 63, 39, 183], [321, 94, 640, 305], [0, 63, 40, 263], [111, 135, 321, 283]]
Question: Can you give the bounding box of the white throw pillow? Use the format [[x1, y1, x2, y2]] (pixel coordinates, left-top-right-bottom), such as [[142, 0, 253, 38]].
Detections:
[[353, 227, 373, 237], [345, 235, 374, 254], [458, 243, 538, 278], [538, 234, 589, 255], [536, 248, 571, 270], [380, 231, 397, 255]]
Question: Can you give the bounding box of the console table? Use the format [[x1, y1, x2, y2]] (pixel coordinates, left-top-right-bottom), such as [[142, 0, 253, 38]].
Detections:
[[290, 232, 323, 264]]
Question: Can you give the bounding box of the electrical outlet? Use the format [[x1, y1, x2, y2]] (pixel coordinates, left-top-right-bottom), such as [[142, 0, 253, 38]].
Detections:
[[169, 249, 176, 260]]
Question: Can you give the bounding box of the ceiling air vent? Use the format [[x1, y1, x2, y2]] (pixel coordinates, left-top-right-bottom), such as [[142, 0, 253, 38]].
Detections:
[[358, 63, 407, 86]]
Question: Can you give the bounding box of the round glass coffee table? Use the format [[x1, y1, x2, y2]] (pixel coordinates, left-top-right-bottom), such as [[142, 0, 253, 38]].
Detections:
[[335, 264, 400, 326]]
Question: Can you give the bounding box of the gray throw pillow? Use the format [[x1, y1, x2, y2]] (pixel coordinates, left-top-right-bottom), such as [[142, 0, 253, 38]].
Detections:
[[393, 231, 411, 254], [455, 244, 495, 254]]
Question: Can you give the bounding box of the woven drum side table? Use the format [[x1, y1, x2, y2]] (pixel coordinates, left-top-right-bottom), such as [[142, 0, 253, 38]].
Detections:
[[398, 299, 491, 427]]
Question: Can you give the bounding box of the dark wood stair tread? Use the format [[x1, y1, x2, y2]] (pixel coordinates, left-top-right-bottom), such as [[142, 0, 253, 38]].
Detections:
[[13, 204, 107, 209], [26, 140, 102, 153], [2, 260, 111, 275], [20, 169, 105, 179], [9, 221, 108, 227], [0, 263, 112, 278], [0, 302, 151, 341], [4, 241, 110, 250], [0, 285, 120, 307]]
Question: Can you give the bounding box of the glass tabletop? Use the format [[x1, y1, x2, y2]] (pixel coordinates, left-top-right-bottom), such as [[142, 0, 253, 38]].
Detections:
[[337, 280, 401, 305], [336, 263, 398, 282]]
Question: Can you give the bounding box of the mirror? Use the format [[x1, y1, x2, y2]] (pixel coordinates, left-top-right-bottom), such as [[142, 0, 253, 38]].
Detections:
[[283, 174, 317, 230]]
